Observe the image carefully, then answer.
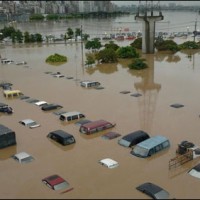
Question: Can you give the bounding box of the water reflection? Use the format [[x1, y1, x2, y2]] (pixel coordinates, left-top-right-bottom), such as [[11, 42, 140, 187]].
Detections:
[[0, 145, 17, 160], [154, 51, 181, 63], [85, 63, 118, 75]]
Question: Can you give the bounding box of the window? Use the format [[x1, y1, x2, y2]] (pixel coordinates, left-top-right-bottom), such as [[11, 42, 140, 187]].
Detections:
[[162, 141, 169, 148], [155, 145, 162, 152], [80, 114, 85, 118], [72, 115, 78, 120], [67, 116, 72, 121]]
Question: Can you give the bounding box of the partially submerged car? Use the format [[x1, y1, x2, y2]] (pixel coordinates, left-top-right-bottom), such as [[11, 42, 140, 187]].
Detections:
[[41, 103, 63, 111], [12, 152, 34, 164], [35, 101, 48, 106], [136, 182, 169, 199], [19, 119, 40, 129], [101, 132, 121, 140], [188, 163, 200, 179], [0, 124, 16, 149], [118, 130, 150, 148], [0, 103, 13, 114], [80, 80, 101, 88], [79, 120, 116, 135], [42, 174, 73, 192], [99, 158, 119, 169], [47, 130, 75, 146]]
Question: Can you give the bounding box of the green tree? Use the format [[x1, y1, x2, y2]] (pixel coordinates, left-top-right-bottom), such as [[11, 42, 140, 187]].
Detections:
[[75, 28, 82, 41], [104, 41, 119, 51], [95, 48, 118, 63], [116, 46, 139, 58], [128, 58, 148, 70], [85, 38, 102, 51], [34, 33, 43, 42], [15, 30, 23, 43], [24, 31, 30, 43], [1, 26, 16, 38], [66, 28, 74, 39], [46, 14, 59, 20], [82, 33, 90, 41], [46, 53, 67, 63], [155, 39, 180, 52], [130, 38, 142, 49], [179, 41, 199, 49], [29, 14, 44, 20]]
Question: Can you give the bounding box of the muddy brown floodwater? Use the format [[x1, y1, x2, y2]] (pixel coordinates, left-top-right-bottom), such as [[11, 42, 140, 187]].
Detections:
[[0, 42, 200, 199]]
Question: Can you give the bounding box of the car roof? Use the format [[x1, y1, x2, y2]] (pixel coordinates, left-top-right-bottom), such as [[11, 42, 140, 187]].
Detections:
[[49, 130, 73, 139], [60, 111, 82, 117], [102, 132, 121, 139], [188, 163, 200, 178], [35, 101, 47, 106], [81, 80, 99, 84], [20, 119, 35, 124], [43, 174, 66, 186], [136, 182, 169, 199], [0, 103, 8, 107], [99, 158, 119, 168], [81, 120, 112, 129], [14, 152, 32, 160], [122, 130, 149, 141], [136, 135, 169, 150]]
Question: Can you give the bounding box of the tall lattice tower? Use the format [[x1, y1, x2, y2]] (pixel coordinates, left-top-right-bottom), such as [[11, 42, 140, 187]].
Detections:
[[135, 1, 163, 53]]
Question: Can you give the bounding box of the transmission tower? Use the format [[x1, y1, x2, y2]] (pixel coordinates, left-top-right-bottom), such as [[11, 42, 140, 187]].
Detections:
[[135, 1, 164, 53]]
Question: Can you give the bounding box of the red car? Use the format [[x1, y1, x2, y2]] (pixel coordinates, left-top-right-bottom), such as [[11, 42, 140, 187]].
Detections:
[[42, 174, 73, 192]]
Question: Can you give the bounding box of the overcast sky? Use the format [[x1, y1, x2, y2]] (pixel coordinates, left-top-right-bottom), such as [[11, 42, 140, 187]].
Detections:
[[111, 1, 200, 6]]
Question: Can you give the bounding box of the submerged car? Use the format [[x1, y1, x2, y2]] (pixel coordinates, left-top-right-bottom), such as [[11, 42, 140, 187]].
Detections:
[[136, 182, 169, 199], [47, 130, 76, 146], [12, 152, 34, 164], [118, 130, 150, 148], [99, 158, 119, 169], [35, 101, 48, 106], [188, 163, 200, 179], [41, 104, 63, 111], [19, 119, 40, 129], [42, 174, 73, 192], [101, 132, 121, 140], [0, 103, 13, 114]]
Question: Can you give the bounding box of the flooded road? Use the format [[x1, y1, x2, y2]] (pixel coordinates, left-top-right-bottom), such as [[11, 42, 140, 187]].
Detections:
[[1, 11, 200, 199]]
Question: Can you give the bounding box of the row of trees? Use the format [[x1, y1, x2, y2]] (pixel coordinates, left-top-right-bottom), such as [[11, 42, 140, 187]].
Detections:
[[85, 39, 147, 70], [29, 12, 128, 21], [0, 26, 90, 43]]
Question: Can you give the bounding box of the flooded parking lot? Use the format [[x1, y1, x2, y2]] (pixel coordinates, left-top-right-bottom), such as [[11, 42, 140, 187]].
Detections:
[[1, 8, 200, 197], [0, 41, 200, 199]]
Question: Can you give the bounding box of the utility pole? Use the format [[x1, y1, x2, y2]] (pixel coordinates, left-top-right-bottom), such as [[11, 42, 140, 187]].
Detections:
[[194, 19, 197, 42]]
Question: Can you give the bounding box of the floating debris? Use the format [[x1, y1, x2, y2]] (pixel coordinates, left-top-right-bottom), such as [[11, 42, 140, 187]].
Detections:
[[130, 93, 142, 97], [170, 103, 184, 108], [120, 90, 131, 94]]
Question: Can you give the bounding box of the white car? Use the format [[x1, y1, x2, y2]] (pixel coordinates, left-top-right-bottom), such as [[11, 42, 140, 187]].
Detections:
[[12, 152, 34, 164], [99, 158, 119, 169], [35, 101, 48, 106], [188, 163, 200, 179], [19, 119, 40, 129]]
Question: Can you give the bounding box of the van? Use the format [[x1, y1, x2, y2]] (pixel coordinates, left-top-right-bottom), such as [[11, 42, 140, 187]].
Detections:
[[59, 111, 85, 122], [1, 58, 14, 64], [79, 120, 116, 135], [118, 130, 150, 148], [47, 130, 75, 146], [80, 81, 101, 88], [0, 124, 16, 149], [131, 135, 170, 158], [3, 90, 23, 98], [0, 103, 13, 114]]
